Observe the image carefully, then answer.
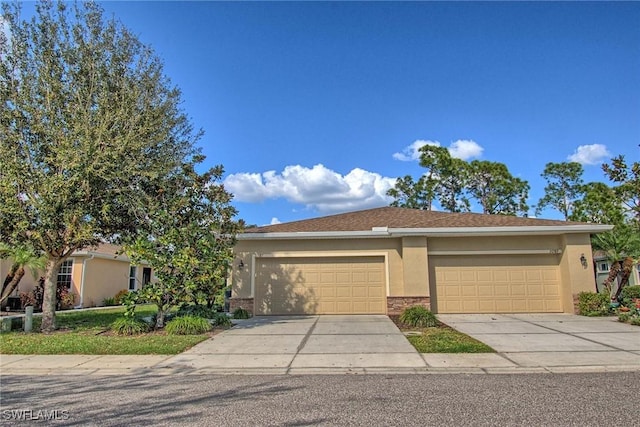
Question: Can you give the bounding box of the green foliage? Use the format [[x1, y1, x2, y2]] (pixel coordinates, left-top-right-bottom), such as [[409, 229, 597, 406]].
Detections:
[[176, 304, 218, 319], [165, 315, 212, 335], [0, 1, 203, 332], [232, 307, 251, 319], [569, 182, 626, 226], [620, 286, 640, 308], [399, 305, 438, 328], [602, 154, 640, 230], [536, 162, 584, 220], [387, 145, 470, 212], [577, 292, 610, 317], [114, 290, 130, 305], [111, 316, 151, 336], [406, 327, 494, 353], [121, 291, 140, 318], [0, 243, 47, 308], [102, 297, 117, 307], [123, 160, 239, 329], [18, 278, 74, 311], [212, 313, 232, 327], [466, 160, 530, 216]]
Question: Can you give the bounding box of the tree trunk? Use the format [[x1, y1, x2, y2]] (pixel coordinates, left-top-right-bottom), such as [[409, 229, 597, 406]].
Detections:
[[40, 258, 61, 332], [0, 267, 25, 308], [155, 308, 165, 329], [614, 257, 635, 301]]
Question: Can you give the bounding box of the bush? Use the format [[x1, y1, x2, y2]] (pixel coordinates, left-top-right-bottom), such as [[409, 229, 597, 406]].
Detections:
[[232, 307, 251, 319], [399, 305, 438, 328], [577, 292, 610, 316], [111, 316, 151, 335], [19, 278, 75, 311], [102, 297, 118, 307], [620, 286, 640, 307], [177, 304, 217, 319], [212, 313, 232, 327], [165, 315, 212, 335], [114, 289, 130, 305]]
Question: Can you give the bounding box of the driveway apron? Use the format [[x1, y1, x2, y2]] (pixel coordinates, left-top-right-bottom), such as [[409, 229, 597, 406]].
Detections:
[[437, 313, 640, 370], [158, 315, 425, 374]]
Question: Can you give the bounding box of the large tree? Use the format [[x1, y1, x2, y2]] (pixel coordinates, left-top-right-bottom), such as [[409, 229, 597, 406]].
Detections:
[[387, 145, 469, 212], [466, 160, 530, 216], [536, 162, 584, 220], [602, 153, 640, 230], [123, 159, 238, 329], [0, 2, 200, 331], [569, 182, 626, 226]]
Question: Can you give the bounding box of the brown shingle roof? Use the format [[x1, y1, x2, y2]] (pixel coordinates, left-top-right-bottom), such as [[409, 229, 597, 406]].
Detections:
[[245, 207, 594, 233]]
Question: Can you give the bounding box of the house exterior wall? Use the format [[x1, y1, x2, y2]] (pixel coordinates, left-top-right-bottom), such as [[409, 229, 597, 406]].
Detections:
[[558, 234, 597, 312], [80, 257, 131, 307], [233, 232, 598, 315]]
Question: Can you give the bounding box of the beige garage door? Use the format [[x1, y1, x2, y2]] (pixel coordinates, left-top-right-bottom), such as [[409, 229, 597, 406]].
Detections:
[[431, 255, 562, 313], [255, 256, 386, 315]]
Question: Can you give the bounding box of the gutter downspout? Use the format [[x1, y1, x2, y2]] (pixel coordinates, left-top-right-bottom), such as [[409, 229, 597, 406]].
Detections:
[[74, 254, 95, 309]]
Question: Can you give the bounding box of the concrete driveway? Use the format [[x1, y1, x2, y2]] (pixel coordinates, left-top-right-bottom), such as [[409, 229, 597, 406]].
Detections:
[[437, 313, 640, 369], [158, 315, 427, 374]]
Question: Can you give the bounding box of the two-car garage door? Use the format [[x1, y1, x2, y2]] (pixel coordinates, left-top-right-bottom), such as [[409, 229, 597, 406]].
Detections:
[[431, 255, 562, 313], [255, 256, 386, 315]]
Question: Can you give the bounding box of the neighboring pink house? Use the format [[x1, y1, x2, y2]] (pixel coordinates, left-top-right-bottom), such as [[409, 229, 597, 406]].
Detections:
[[1, 243, 153, 309]]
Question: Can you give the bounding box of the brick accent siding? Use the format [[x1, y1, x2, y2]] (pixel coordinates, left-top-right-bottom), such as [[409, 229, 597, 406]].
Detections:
[[229, 298, 254, 314], [387, 296, 431, 315]]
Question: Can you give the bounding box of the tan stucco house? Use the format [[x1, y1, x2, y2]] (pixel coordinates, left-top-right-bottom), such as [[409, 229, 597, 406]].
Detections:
[[230, 207, 612, 315], [1, 243, 153, 309]]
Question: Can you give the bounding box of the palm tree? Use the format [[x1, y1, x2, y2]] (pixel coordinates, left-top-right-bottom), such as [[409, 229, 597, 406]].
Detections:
[[0, 244, 47, 309], [592, 226, 640, 301]]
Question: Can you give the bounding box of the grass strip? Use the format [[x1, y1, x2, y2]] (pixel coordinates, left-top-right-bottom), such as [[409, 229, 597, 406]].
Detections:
[[406, 326, 494, 353]]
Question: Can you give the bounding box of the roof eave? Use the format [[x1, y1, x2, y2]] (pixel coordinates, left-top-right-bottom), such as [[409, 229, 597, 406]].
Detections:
[[237, 224, 613, 240]]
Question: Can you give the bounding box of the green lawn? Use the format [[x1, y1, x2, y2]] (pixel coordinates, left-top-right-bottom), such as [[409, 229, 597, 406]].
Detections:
[[390, 315, 494, 353], [405, 325, 495, 353], [0, 305, 210, 355]]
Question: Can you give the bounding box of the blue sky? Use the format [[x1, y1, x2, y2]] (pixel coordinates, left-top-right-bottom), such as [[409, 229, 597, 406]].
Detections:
[[27, 2, 640, 225]]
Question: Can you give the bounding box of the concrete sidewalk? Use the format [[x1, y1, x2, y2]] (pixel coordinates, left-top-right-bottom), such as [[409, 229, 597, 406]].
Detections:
[[1, 314, 639, 376]]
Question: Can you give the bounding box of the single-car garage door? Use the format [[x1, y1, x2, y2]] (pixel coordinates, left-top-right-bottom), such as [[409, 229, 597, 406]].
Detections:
[[255, 256, 386, 315], [431, 255, 562, 313]]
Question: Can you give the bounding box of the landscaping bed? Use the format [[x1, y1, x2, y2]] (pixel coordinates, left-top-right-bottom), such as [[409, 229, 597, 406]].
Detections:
[[389, 314, 495, 353], [0, 306, 223, 355]]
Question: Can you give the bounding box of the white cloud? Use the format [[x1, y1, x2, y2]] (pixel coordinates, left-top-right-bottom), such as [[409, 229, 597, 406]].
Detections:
[[567, 144, 611, 165], [393, 139, 483, 162], [448, 139, 484, 160], [270, 217, 281, 225], [392, 140, 438, 161], [224, 164, 396, 214]]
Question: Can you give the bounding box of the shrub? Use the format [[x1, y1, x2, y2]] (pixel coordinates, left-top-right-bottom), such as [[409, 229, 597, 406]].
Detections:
[[19, 278, 73, 311], [111, 316, 151, 335], [177, 304, 217, 319], [630, 317, 640, 326], [102, 297, 118, 307], [165, 315, 212, 335], [114, 289, 130, 305], [212, 313, 232, 327], [620, 286, 640, 307], [618, 312, 632, 323], [399, 305, 438, 328], [577, 291, 610, 317], [232, 307, 251, 319]]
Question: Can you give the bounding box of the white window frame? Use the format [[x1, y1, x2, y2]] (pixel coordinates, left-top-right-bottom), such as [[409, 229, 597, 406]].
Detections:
[[129, 266, 137, 291], [57, 260, 73, 288], [598, 262, 609, 273]]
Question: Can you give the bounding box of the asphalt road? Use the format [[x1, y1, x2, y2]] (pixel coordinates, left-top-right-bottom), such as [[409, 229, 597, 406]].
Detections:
[[1, 372, 637, 426]]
